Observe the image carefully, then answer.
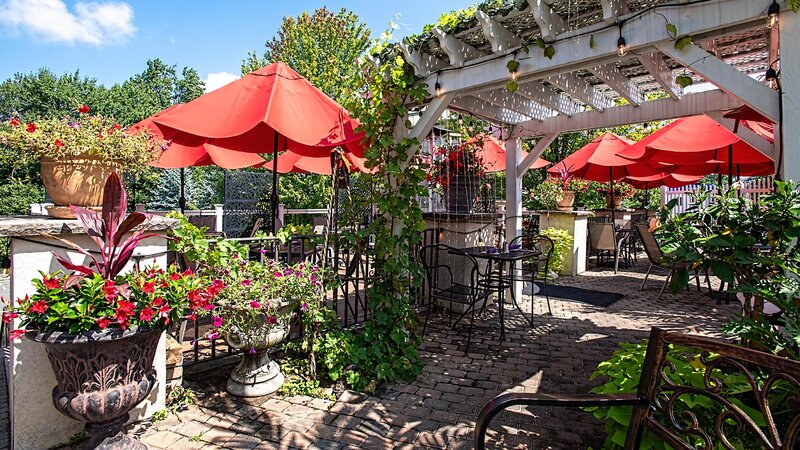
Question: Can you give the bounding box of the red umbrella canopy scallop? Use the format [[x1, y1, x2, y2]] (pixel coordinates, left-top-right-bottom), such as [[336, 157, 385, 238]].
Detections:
[[548, 132, 659, 181], [151, 62, 365, 158]]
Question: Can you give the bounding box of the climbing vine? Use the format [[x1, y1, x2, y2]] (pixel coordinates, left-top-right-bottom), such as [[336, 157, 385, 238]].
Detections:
[[346, 36, 430, 391]]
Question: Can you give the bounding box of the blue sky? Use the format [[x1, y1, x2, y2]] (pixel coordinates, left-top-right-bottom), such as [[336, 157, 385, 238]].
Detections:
[[0, 0, 474, 90]]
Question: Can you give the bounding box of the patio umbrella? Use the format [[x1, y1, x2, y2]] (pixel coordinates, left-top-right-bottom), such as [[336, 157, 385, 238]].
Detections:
[[265, 149, 369, 175], [625, 172, 702, 189], [723, 105, 774, 143], [147, 62, 366, 232], [468, 134, 550, 173], [619, 115, 773, 167], [548, 132, 660, 181]]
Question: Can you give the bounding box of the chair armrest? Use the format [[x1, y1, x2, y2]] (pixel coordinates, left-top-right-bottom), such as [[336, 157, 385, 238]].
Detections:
[[474, 392, 644, 450]]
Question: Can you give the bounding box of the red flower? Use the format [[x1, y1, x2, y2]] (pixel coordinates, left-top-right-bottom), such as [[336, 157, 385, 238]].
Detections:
[[97, 132, 103, 139], [29, 300, 48, 314], [152, 296, 164, 306], [78, 105, 90, 114], [241, 279, 252, 287], [96, 317, 112, 329], [182, 269, 194, 277], [169, 272, 182, 281], [157, 303, 172, 323], [115, 299, 136, 328], [267, 316, 278, 325], [54, 139, 64, 148], [9, 329, 26, 341], [42, 275, 61, 289], [103, 280, 118, 301], [139, 306, 155, 322], [2, 311, 18, 323], [112, 123, 121, 131], [141, 281, 156, 294], [250, 300, 260, 309], [9, 118, 20, 127], [26, 123, 36, 133]]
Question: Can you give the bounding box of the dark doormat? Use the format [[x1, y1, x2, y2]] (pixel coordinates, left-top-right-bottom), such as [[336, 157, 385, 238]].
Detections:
[[529, 282, 624, 307]]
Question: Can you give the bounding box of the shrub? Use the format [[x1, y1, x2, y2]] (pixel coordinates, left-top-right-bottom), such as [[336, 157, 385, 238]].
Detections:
[[539, 227, 572, 276]]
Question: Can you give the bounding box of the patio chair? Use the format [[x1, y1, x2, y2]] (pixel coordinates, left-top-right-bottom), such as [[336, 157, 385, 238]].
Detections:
[[635, 223, 712, 300], [503, 234, 553, 317], [419, 244, 493, 353], [474, 326, 800, 450], [588, 222, 629, 273]]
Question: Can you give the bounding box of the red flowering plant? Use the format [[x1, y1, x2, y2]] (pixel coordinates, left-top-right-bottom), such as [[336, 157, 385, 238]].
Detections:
[[2, 173, 222, 336], [550, 162, 589, 193], [427, 138, 486, 189], [0, 104, 163, 175], [597, 181, 637, 199], [200, 255, 324, 352]]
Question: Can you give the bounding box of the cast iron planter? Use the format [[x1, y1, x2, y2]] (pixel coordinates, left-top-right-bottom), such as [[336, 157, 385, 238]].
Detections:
[[27, 326, 161, 449]]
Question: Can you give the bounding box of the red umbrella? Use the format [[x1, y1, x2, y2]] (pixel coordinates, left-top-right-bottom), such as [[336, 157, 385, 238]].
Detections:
[[625, 172, 702, 189], [129, 105, 267, 170], [548, 132, 661, 181], [723, 105, 774, 143], [150, 62, 364, 158], [146, 62, 366, 232], [467, 134, 550, 173], [668, 160, 774, 178], [619, 115, 773, 166], [264, 149, 369, 175]]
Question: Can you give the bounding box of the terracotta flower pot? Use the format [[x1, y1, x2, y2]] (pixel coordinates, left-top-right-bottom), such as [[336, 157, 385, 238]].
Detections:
[[223, 301, 293, 397], [28, 327, 161, 450], [40, 155, 122, 218], [605, 193, 623, 209], [556, 191, 576, 211]]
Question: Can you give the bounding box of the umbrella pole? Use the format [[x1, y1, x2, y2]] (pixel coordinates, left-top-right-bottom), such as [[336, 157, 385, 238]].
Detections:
[[727, 144, 733, 190], [609, 167, 615, 225], [271, 131, 279, 234], [180, 168, 186, 214]]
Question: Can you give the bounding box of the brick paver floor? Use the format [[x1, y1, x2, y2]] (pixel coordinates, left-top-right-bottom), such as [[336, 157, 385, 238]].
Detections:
[[129, 259, 739, 449]]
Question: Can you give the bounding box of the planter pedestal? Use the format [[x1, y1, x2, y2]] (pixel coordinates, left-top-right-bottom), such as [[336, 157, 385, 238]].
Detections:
[[0, 215, 176, 450], [533, 210, 593, 276], [227, 352, 285, 397]]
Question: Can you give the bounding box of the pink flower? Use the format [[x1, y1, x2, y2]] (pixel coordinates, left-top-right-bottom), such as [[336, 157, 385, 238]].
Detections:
[[267, 316, 278, 325], [249, 347, 257, 355], [300, 303, 308, 312], [206, 331, 220, 340], [2, 311, 19, 323], [241, 279, 252, 287], [169, 272, 182, 281], [212, 316, 223, 327], [141, 281, 156, 294], [250, 300, 260, 309], [103, 280, 118, 301], [9, 329, 26, 341]]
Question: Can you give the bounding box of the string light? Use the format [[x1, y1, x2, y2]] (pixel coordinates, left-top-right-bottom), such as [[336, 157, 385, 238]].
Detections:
[[434, 71, 442, 96], [510, 70, 518, 81], [765, 66, 779, 89], [617, 23, 627, 57], [767, 0, 780, 28]]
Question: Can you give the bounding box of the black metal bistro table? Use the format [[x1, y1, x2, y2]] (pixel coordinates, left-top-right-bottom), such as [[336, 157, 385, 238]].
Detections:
[[456, 246, 540, 341]]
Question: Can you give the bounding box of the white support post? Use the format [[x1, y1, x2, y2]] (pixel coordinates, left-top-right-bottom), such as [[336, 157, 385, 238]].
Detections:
[[518, 133, 558, 175], [655, 42, 780, 122], [505, 136, 523, 301], [214, 204, 224, 232], [780, 8, 799, 180]]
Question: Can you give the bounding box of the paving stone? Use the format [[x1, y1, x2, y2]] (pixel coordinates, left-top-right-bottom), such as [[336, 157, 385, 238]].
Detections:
[[141, 430, 183, 448]]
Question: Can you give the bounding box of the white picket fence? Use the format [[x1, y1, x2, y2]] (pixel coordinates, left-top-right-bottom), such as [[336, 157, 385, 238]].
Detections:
[[661, 177, 773, 215]]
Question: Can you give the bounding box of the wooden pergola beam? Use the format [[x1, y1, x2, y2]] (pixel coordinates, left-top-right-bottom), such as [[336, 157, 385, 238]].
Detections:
[[516, 81, 583, 116], [636, 51, 682, 100], [450, 96, 532, 124], [528, 0, 567, 42], [472, 89, 556, 121], [590, 63, 644, 105], [431, 27, 484, 67], [475, 10, 522, 52], [546, 73, 615, 111]]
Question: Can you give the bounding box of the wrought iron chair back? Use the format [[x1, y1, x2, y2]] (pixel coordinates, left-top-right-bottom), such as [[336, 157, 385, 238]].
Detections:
[[475, 327, 800, 449]]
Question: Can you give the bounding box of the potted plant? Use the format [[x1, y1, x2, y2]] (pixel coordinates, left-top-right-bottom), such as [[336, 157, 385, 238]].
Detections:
[[531, 175, 588, 211], [428, 138, 486, 214], [0, 106, 163, 218], [598, 181, 636, 209], [3, 173, 221, 449], [201, 257, 323, 397]]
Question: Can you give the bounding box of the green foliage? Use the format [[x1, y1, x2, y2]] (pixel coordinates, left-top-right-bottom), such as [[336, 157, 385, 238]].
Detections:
[[278, 173, 331, 211], [657, 181, 800, 359], [675, 73, 694, 88], [790, 0, 800, 13], [275, 223, 314, 244], [530, 179, 564, 209], [674, 35, 693, 51], [278, 355, 335, 399], [0, 181, 43, 215], [588, 341, 791, 449], [242, 7, 370, 108], [539, 227, 572, 276]]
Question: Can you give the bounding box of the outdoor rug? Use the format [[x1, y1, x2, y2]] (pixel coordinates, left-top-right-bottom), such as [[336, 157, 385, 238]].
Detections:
[[526, 282, 624, 307]]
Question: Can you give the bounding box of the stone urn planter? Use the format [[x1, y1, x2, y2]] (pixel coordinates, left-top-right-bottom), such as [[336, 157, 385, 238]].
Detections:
[[444, 175, 480, 214], [27, 326, 161, 450], [224, 301, 292, 397], [40, 155, 121, 218], [556, 191, 576, 211], [605, 193, 623, 209]]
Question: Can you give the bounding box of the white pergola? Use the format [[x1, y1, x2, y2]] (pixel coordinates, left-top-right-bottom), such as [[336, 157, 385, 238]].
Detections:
[[401, 0, 794, 256]]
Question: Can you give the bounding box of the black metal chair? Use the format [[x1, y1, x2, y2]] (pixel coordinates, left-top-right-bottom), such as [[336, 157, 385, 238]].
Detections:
[[504, 234, 553, 317], [475, 327, 800, 449], [419, 244, 493, 353]]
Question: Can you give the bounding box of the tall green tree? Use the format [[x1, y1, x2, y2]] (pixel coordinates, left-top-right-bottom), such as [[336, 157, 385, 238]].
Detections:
[[0, 68, 106, 121], [242, 7, 371, 211], [241, 7, 370, 107]]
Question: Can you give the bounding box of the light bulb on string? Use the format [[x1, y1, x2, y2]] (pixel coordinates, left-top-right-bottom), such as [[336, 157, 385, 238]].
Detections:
[[435, 81, 442, 96], [617, 23, 627, 57], [510, 70, 518, 81], [768, 0, 780, 28]]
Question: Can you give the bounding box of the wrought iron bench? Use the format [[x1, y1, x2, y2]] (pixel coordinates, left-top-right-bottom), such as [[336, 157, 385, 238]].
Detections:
[[475, 327, 800, 449]]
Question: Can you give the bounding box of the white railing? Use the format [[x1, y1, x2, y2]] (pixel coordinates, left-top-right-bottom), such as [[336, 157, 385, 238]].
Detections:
[[661, 177, 773, 215]]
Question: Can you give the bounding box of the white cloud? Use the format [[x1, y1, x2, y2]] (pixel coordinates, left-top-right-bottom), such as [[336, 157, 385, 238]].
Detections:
[[203, 72, 239, 93], [0, 0, 135, 45]]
